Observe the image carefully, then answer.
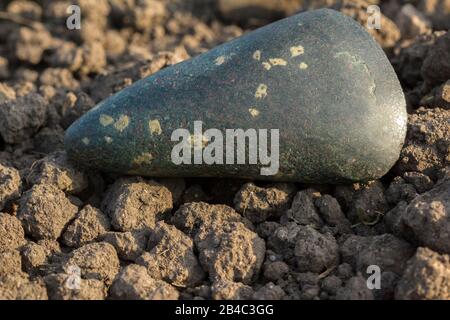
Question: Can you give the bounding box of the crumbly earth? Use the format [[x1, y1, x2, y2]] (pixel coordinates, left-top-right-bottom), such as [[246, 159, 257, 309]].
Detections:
[[0, 0, 449, 300]]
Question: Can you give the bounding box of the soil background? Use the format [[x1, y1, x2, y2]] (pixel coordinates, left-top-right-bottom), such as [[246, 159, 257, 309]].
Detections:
[[0, 0, 449, 300]]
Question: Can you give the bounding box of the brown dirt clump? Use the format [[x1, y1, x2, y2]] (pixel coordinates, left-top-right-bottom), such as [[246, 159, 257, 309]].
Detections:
[[17, 183, 78, 240], [0, 212, 26, 250], [109, 264, 179, 300], [396, 247, 450, 299], [63, 242, 120, 285], [395, 107, 450, 179], [102, 177, 172, 232], [62, 205, 111, 247], [136, 221, 205, 287]]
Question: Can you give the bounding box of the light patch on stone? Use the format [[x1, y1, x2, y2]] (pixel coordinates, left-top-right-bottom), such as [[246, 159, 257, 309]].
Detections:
[[262, 62, 271, 70], [248, 108, 260, 117], [133, 152, 153, 165], [104, 136, 113, 144], [290, 45, 304, 57], [334, 51, 375, 96], [99, 114, 114, 126], [269, 58, 287, 66], [253, 50, 261, 61], [188, 134, 209, 148], [255, 84, 268, 99], [82, 137, 90, 145], [114, 115, 130, 132], [299, 62, 308, 69], [215, 56, 226, 65], [149, 119, 162, 135]]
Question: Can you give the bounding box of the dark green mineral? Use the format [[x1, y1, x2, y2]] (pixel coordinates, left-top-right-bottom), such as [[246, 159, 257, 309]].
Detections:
[[64, 9, 407, 183]]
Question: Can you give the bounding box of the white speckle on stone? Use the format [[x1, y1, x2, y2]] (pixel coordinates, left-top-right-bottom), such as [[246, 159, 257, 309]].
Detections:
[[299, 62, 308, 69], [114, 115, 130, 132], [290, 45, 305, 57], [133, 152, 153, 165], [99, 114, 114, 126], [248, 108, 260, 117], [149, 119, 162, 135], [255, 84, 268, 99], [269, 58, 287, 66], [215, 56, 226, 65], [82, 137, 90, 145], [253, 50, 261, 61], [262, 62, 271, 70], [104, 136, 113, 144], [188, 134, 209, 148]]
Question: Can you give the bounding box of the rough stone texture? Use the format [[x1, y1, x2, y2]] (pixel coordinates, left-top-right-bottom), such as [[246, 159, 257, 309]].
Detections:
[[18, 183, 78, 240], [266, 222, 301, 264], [136, 221, 204, 287], [110, 264, 179, 300], [102, 177, 172, 232], [340, 234, 415, 275], [285, 190, 324, 228], [211, 280, 254, 300], [421, 79, 450, 110], [253, 282, 286, 300], [195, 222, 265, 284], [0, 273, 48, 300], [0, 249, 22, 275], [321, 275, 343, 296], [294, 226, 339, 273], [395, 108, 449, 179], [62, 205, 111, 247], [335, 275, 374, 300], [256, 221, 280, 239], [385, 176, 417, 205], [63, 242, 120, 285], [45, 274, 107, 300], [396, 247, 450, 300], [234, 182, 295, 223], [0, 212, 26, 250], [0, 93, 47, 144], [27, 151, 89, 194], [347, 181, 389, 224], [263, 261, 289, 281], [59, 92, 96, 130], [399, 173, 450, 253], [172, 201, 244, 237], [101, 231, 146, 261], [21, 240, 60, 274], [392, 31, 444, 92], [314, 194, 352, 234]]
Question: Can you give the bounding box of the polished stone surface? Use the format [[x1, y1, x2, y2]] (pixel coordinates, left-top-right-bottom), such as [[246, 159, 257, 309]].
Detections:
[[64, 9, 407, 183]]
